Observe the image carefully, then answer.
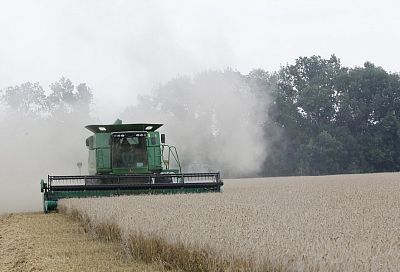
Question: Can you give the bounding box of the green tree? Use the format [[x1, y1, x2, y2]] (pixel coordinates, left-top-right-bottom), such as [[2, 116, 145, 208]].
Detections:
[[263, 57, 400, 176], [263, 55, 346, 175], [336, 62, 400, 172]]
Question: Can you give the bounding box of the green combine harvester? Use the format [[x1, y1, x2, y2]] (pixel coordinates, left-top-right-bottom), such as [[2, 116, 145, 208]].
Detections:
[[40, 119, 223, 212]]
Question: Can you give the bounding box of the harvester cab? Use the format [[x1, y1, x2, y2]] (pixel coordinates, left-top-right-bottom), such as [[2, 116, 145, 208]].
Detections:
[[40, 119, 223, 212]]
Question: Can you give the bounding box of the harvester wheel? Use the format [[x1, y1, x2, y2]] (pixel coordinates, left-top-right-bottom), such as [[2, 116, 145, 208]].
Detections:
[[42, 195, 48, 213]]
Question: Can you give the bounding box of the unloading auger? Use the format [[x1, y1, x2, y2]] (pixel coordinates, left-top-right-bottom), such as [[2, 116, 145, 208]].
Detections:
[[40, 119, 223, 212]]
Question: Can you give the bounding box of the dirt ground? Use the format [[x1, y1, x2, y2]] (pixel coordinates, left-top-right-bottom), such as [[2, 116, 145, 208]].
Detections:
[[0, 212, 164, 272]]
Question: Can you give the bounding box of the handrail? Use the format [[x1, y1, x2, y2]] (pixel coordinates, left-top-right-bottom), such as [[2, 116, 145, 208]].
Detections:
[[161, 144, 182, 173]]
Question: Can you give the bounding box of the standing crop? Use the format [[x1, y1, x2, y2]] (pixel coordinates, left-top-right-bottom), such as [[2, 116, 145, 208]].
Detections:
[[60, 173, 400, 271]]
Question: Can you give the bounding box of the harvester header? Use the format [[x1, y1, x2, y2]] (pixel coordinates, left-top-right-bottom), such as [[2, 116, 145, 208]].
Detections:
[[40, 119, 223, 212]]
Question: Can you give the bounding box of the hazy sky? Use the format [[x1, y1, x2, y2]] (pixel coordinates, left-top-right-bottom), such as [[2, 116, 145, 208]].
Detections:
[[1, 0, 399, 122]]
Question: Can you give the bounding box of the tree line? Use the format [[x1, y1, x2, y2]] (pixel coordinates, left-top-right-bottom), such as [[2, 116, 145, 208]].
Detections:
[[251, 55, 400, 176], [2, 55, 400, 177], [0, 77, 92, 119]]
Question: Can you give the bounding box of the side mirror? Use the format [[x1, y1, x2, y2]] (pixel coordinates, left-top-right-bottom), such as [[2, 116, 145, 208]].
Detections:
[[161, 134, 165, 144], [86, 139, 89, 147]]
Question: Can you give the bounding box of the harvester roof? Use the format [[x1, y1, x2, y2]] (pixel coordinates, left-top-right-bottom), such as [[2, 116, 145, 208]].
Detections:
[[85, 123, 163, 133]]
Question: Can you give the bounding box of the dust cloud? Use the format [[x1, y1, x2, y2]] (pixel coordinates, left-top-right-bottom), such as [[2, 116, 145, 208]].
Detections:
[[0, 70, 271, 214], [0, 112, 92, 214], [122, 69, 270, 178]]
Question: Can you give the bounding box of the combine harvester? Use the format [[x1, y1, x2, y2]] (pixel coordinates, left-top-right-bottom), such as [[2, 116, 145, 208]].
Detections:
[[40, 119, 223, 212]]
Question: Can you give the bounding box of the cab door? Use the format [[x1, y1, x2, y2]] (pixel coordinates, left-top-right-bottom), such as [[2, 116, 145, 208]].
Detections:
[[147, 132, 162, 172]]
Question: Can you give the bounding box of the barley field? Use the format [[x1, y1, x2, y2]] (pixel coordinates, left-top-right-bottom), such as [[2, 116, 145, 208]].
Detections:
[[60, 172, 400, 271]]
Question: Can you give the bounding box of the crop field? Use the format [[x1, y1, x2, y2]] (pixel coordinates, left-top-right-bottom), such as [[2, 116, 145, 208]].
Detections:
[[59, 172, 400, 271]]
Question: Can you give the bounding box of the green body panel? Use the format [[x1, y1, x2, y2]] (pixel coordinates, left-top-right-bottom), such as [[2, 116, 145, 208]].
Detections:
[[95, 132, 111, 147], [96, 148, 111, 171], [43, 186, 221, 212], [93, 133, 111, 174]]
